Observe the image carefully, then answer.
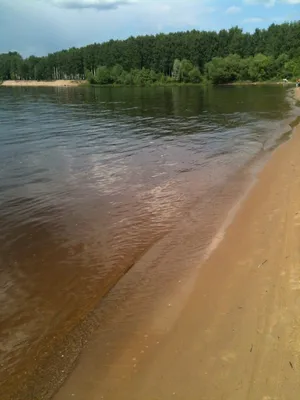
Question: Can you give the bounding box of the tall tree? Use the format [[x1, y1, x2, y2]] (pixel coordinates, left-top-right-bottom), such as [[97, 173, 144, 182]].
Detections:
[[1, 21, 300, 84]]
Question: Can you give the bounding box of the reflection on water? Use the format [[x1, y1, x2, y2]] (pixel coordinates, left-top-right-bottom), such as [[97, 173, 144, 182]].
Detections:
[[0, 85, 296, 399]]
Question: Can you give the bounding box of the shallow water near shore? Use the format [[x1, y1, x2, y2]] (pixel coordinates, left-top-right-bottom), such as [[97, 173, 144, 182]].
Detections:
[[0, 85, 298, 399]]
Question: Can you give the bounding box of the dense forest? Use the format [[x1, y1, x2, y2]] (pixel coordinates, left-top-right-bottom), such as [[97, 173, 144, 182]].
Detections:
[[1, 22, 300, 85]]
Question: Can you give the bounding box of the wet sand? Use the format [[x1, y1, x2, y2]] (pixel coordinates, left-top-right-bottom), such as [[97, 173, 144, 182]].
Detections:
[[1, 80, 84, 87], [53, 90, 300, 399]]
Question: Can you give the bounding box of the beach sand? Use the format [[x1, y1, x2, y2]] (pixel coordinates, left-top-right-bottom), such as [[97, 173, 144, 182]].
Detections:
[[51, 89, 300, 399], [1, 80, 84, 87]]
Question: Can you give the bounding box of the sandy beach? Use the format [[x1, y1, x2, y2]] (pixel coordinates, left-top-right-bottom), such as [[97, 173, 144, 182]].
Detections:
[[1, 80, 84, 87], [51, 89, 300, 400]]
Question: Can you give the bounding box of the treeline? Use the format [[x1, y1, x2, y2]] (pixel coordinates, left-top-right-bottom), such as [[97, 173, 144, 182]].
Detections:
[[206, 53, 300, 84], [85, 59, 202, 85], [1, 22, 300, 84]]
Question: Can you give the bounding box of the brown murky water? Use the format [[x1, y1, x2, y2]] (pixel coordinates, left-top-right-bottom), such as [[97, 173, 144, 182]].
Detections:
[[0, 85, 297, 399]]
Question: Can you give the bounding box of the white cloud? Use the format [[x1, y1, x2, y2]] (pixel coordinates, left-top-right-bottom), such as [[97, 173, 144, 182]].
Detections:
[[0, 0, 73, 55], [225, 5, 241, 14], [244, 0, 300, 5], [48, 0, 133, 10], [2, 0, 299, 57], [244, 0, 275, 6], [125, 1, 217, 33], [243, 17, 264, 22]]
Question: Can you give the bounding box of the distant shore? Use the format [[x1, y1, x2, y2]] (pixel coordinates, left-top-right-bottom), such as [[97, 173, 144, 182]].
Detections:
[[222, 80, 296, 86], [1, 79, 297, 88], [4, 78, 288, 89], [1, 80, 85, 87], [1, 80, 204, 88]]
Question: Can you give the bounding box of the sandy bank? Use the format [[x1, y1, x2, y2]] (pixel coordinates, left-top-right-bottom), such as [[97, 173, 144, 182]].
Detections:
[[295, 86, 300, 101], [1, 80, 85, 87], [52, 91, 300, 400]]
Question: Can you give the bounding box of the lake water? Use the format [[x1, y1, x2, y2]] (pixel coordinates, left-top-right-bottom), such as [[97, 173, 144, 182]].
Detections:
[[0, 85, 298, 399]]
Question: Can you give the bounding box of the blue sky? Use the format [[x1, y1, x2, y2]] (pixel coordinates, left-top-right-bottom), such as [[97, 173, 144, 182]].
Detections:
[[1, 0, 300, 57]]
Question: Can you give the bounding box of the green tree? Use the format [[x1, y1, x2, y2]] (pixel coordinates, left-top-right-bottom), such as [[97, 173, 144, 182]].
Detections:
[[172, 59, 181, 81], [85, 69, 95, 84], [188, 67, 202, 83], [180, 59, 194, 82], [111, 64, 124, 83], [2, 21, 300, 85], [284, 58, 300, 79], [248, 54, 273, 81], [95, 66, 112, 84], [205, 54, 241, 84]]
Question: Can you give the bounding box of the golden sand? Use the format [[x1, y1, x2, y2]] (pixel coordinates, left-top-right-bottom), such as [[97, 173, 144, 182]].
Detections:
[[1, 80, 84, 87]]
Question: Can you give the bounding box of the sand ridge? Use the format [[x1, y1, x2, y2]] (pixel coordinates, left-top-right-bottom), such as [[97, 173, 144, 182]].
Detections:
[[295, 87, 300, 102], [1, 80, 84, 87]]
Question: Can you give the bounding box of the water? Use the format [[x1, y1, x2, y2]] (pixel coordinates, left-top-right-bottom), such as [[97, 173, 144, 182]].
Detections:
[[0, 85, 297, 399]]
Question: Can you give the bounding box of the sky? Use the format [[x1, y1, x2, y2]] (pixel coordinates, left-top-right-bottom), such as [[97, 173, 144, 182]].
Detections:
[[1, 0, 300, 57]]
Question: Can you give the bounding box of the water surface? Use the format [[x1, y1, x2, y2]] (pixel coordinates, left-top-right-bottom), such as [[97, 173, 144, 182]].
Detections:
[[0, 85, 296, 399]]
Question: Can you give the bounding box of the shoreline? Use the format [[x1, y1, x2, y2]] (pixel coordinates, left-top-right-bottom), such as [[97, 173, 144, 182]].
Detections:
[[1, 80, 296, 88], [222, 81, 296, 86], [0, 80, 205, 88], [0, 80, 85, 87], [52, 89, 300, 400]]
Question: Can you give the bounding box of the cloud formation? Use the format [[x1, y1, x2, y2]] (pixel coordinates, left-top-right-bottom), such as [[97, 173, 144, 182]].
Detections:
[[1, 0, 299, 56], [243, 17, 264, 22], [226, 6, 242, 14], [244, 0, 275, 6], [245, 0, 300, 5], [49, 0, 132, 10]]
